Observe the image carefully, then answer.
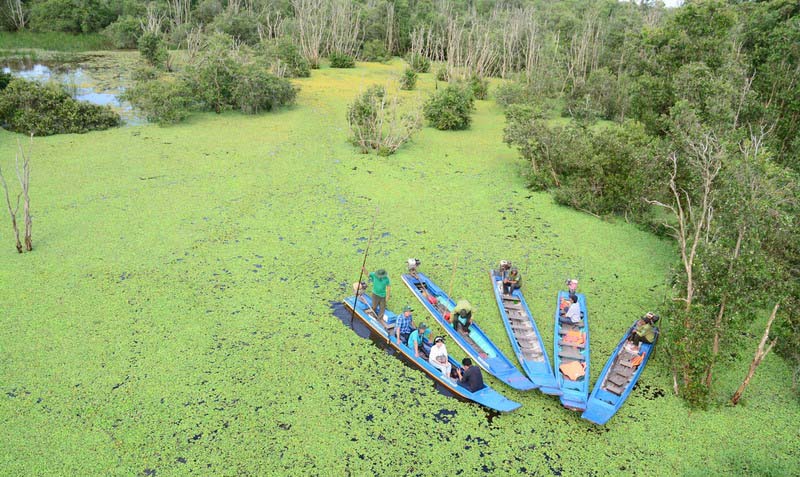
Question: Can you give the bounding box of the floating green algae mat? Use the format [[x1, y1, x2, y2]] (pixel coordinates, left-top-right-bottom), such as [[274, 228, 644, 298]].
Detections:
[[1, 59, 798, 475]]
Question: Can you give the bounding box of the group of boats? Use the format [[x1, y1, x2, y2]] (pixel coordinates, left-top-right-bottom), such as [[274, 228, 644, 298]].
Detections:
[[341, 263, 658, 425]]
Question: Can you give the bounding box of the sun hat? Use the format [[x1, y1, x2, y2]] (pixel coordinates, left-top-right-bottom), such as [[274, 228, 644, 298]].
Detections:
[[403, 305, 413, 312], [375, 269, 388, 278], [434, 336, 445, 343], [418, 322, 427, 329]]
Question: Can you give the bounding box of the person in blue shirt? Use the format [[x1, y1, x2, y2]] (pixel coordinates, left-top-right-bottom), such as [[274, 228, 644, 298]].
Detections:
[[407, 322, 431, 358], [395, 305, 414, 344]]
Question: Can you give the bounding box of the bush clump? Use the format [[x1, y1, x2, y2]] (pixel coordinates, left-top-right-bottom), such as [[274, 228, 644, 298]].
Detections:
[[399, 68, 417, 90], [138, 32, 169, 68], [423, 83, 475, 130], [469, 75, 489, 100], [495, 81, 532, 108], [259, 37, 310, 78], [102, 15, 141, 49], [122, 77, 192, 124], [0, 71, 12, 91], [0, 79, 120, 135], [329, 52, 356, 68], [435, 65, 449, 82], [347, 85, 421, 156], [406, 53, 430, 73], [361, 40, 390, 62]]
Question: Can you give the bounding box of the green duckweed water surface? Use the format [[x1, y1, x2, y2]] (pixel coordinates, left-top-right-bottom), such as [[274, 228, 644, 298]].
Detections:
[[1, 59, 798, 476]]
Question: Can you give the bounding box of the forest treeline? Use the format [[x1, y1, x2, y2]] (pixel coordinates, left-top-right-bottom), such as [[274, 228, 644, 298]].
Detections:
[[2, 0, 798, 407]]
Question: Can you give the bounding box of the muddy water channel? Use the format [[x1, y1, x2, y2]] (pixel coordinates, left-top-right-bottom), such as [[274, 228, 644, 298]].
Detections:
[[2, 56, 144, 125]]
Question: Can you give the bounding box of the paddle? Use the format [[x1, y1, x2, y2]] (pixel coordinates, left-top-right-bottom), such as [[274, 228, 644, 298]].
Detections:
[[351, 207, 379, 329]]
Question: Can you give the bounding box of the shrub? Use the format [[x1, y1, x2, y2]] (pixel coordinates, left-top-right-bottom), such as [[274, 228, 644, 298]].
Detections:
[[234, 64, 298, 114], [0, 79, 120, 135], [329, 52, 355, 68], [406, 53, 430, 73], [361, 40, 390, 62], [181, 33, 297, 115], [469, 75, 489, 100], [347, 85, 421, 156], [399, 68, 417, 90], [122, 77, 192, 124], [210, 11, 260, 45], [0, 71, 11, 91], [423, 83, 475, 130], [260, 37, 310, 78], [495, 81, 531, 108], [138, 32, 168, 68], [29, 0, 115, 33], [503, 104, 659, 216], [102, 15, 140, 49], [435, 65, 449, 81]]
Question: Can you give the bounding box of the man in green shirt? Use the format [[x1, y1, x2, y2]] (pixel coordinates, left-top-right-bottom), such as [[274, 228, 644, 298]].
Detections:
[[362, 266, 391, 321]]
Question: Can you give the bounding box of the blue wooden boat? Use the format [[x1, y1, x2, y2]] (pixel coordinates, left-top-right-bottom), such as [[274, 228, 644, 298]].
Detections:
[[342, 294, 522, 413], [401, 272, 536, 391], [582, 320, 659, 425], [489, 269, 561, 395], [553, 291, 590, 410]]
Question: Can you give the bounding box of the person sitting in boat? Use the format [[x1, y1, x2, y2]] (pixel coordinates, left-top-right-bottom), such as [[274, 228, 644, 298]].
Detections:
[[408, 322, 431, 358], [362, 266, 391, 321], [428, 336, 453, 380], [629, 312, 659, 347], [456, 357, 484, 392], [452, 300, 473, 333], [502, 267, 522, 295], [562, 295, 582, 324], [395, 305, 415, 344]]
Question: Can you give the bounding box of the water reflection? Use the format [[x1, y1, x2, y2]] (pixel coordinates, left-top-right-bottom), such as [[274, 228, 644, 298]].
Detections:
[[1, 61, 144, 125]]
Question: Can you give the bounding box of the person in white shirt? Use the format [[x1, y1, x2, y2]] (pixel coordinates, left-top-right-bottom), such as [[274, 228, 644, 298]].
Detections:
[[563, 295, 582, 324], [428, 336, 453, 379]]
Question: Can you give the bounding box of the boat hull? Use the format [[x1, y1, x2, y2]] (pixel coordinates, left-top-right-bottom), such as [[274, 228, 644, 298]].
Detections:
[[582, 321, 658, 425], [489, 270, 561, 396], [401, 272, 536, 391], [343, 294, 521, 413], [553, 291, 590, 411]]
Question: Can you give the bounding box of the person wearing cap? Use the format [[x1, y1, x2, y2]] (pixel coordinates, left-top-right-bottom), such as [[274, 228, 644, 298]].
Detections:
[[452, 300, 473, 333], [408, 323, 431, 358], [428, 336, 453, 380], [395, 305, 415, 344], [362, 266, 391, 321], [456, 357, 484, 392], [629, 312, 659, 346], [502, 267, 522, 295]]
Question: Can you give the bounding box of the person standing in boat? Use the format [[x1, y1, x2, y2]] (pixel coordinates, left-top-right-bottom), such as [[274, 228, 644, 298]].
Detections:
[[451, 300, 473, 333], [428, 336, 453, 380], [456, 357, 484, 392], [567, 278, 579, 300], [502, 267, 522, 295], [395, 305, 415, 344], [408, 322, 431, 358], [362, 266, 391, 321]]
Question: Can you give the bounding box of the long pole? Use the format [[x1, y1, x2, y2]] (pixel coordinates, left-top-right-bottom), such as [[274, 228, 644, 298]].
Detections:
[[448, 249, 459, 298], [351, 208, 379, 328]]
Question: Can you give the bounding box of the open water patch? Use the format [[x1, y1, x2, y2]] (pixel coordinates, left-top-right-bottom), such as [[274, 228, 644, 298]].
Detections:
[[1, 58, 143, 125]]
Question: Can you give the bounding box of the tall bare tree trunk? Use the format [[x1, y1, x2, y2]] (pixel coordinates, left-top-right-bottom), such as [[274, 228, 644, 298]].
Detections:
[[3, 0, 26, 30], [17, 138, 32, 251], [731, 303, 779, 405], [0, 156, 22, 253]]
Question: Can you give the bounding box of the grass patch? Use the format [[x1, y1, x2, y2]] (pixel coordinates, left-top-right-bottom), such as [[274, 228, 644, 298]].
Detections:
[[0, 57, 798, 475], [0, 31, 112, 53]]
